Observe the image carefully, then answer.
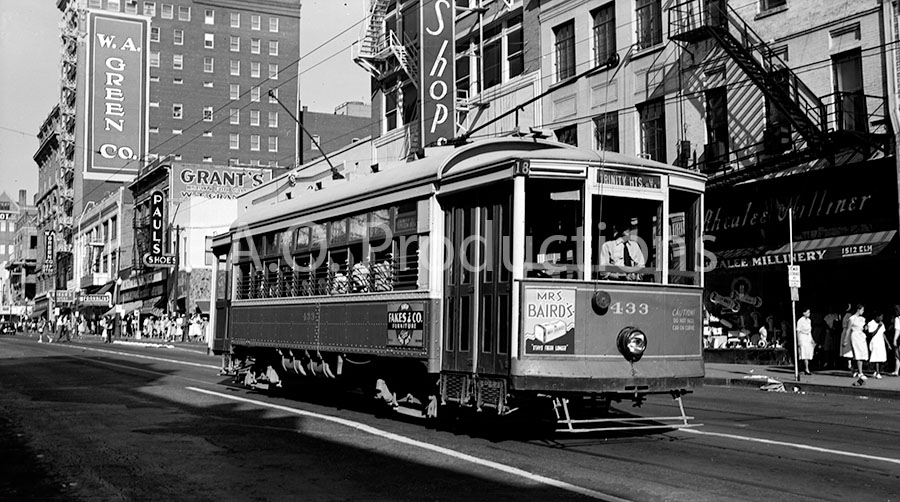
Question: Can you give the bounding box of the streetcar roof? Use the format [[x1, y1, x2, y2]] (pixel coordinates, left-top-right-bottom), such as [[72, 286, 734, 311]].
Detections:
[[230, 138, 703, 233]]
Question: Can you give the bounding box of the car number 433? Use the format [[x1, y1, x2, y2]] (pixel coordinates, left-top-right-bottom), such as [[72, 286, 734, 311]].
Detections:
[[610, 302, 649, 315]]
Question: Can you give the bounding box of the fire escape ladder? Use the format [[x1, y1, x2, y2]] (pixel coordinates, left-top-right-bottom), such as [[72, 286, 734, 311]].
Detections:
[[353, 0, 390, 78], [392, 31, 419, 86], [669, 0, 827, 149]]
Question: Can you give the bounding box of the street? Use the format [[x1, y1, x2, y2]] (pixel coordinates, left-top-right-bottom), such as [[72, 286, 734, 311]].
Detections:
[[1, 335, 898, 502]]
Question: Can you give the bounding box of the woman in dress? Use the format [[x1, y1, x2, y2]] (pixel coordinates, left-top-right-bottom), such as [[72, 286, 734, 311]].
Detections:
[[867, 313, 888, 379], [890, 305, 900, 377], [848, 305, 869, 381], [796, 308, 815, 375]]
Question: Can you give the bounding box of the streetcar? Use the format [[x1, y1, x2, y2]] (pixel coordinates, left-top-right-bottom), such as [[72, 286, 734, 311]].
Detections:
[[209, 137, 706, 432]]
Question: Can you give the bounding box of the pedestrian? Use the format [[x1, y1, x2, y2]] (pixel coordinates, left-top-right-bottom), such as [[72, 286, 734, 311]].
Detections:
[[840, 303, 854, 371], [867, 313, 887, 379], [797, 308, 815, 375], [100, 316, 109, 342], [78, 316, 87, 338], [890, 305, 900, 377], [847, 304, 868, 382], [38, 317, 53, 343], [56, 313, 71, 343]]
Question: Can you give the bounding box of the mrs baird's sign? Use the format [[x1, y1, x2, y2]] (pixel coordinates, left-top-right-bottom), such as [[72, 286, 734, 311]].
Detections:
[[86, 11, 148, 181]]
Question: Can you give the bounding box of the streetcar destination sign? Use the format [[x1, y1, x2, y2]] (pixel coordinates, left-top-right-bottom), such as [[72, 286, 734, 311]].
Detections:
[[143, 253, 176, 267]]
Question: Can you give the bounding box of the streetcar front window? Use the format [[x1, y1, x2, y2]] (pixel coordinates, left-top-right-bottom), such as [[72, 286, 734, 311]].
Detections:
[[525, 179, 584, 280], [668, 189, 701, 285], [592, 195, 662, 282]]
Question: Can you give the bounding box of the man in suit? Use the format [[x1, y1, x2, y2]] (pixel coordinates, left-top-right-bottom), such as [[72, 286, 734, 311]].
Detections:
[[599, 217, 645, 280]]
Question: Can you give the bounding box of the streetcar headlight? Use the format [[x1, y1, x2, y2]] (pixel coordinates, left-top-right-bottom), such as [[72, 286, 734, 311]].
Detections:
[[617, 327, 647, 362]]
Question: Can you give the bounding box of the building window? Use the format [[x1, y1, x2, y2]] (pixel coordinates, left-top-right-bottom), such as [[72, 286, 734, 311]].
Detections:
[[311, 134, 320, 149], [269, 40, 279, 56], [203, 106, 213, 121], [144, 2, 156, 16], [761, 0, 787, 11], [593, 112, 619, 152], [229, 133, 239, 149], [507, 16, 524, 80], [173, 54, 183, 70], [832, 49, 866, 132], [108, 0, 120, 11], [638, 98, 666, 162], [203, 131, 213, 137], [173, 129, 183, 135], [150, 126, 159, 133], [592, 4, 615, 66], [230, 12, 240, 27], [250, 135, 260, 151], [251, 61, 260, 78], [230, 60, 240, 76], [204, 33, 214, 49], [203, 80, 213, 87], [203, 156, 213, 163], [636, 0, 662, 50], [229, 158, 239, 165], [251, 86, 260, 102], [250, 110, 260, 126], [173, 29, 183, 45], [125, 1, 138, 14], [230, 35, 240, 52], [705, 87, 729, 167], [268, 87, 278, 103], [173, 77, 182, 84], [149, 51, 159, 67], [161, 3, 173, 19], [174, 154, 182, 161], [251, 14, 260, 30], [178, 6, 190, 21], [268, 64, 278, 79], [555, 124, 577, 146], [173, 103, 183, 119], [268, 136, 278, 152], [203, 57, 214, 73], [268, 111, 278, 127], [269, 17, 279, 32], [456, 40, 471, 98], [204, 9, 214, 24], [554, 20, 575, 81], [230, 109, 239, 124], [251, 38, 261, 54], [384, 84, 400, 132], [230, 84, 240, 100], [150, 26, 159, 42]]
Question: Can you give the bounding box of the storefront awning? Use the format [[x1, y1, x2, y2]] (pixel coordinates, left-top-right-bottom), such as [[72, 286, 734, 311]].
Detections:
[[122, 300, 143, 313], [194, 300, 210, 314], [96, 281, 115, 295], [714, 230, 896, 270], [30, 306, 48, 319], [140, 297, 165, 317]]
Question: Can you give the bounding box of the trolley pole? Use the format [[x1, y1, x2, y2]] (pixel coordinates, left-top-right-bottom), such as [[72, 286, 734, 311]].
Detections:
[[789, 208, 799, 382]]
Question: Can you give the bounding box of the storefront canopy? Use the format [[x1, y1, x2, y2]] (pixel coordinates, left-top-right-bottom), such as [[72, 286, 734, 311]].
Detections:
[[30, 306, 48, 319], [714, 230, 896, 270], [140, 297, 165, 317]]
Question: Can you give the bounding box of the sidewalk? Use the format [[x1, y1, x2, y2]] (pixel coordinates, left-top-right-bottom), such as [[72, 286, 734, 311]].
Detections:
[[704, 363, 900, 400]]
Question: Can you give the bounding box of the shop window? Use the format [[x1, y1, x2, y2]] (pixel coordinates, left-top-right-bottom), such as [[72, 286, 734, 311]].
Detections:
[[593, 195, 662, 282], [555, 124, 577, 146], [704, 87, 729, 169], [525, 179, 583, 279]]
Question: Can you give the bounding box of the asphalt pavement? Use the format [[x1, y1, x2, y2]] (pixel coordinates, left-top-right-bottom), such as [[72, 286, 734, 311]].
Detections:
[[15, 330, 900, 400]]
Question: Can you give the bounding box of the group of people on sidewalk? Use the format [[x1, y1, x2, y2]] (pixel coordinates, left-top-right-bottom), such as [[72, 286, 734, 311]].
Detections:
[[796, 304, 900, 384], [29, 308, 208, 345]]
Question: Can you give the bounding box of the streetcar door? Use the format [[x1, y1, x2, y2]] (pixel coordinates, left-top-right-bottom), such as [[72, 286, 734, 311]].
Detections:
[[212, 251, 231, 353], [442, 204, 476, 373], [475, 192, 512, 376]]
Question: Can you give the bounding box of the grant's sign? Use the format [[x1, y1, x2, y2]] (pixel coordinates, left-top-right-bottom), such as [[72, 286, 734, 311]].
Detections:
[[171, 164, 271, 201], [420, 0, 455, 146], [86, 12, 148, 181]]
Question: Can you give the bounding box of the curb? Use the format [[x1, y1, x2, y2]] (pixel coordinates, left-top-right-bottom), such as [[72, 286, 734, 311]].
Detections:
[[704, 377, 900, 401]]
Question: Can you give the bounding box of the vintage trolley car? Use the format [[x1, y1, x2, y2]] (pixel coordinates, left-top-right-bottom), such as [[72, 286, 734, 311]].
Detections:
[[209, 138, 705, 431]]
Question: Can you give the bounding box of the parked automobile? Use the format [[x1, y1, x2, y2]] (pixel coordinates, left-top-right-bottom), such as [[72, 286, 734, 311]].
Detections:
[[0, 322, 16, 335]]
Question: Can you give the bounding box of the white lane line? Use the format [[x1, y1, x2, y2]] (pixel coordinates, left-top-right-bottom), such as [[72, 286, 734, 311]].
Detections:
[[682, 428, 900, 466], [187, 386, 631, 502], [64, 344, 220, 370]]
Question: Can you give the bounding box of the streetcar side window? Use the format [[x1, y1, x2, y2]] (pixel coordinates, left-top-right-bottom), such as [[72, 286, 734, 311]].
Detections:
[[525, 179, 584, 280], [592, 195, 662, 282], [669, 189, 701, 285]]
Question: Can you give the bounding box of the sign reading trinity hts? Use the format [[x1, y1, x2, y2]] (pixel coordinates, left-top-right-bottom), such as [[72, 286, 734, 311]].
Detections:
[[86, 11, 147, 181]]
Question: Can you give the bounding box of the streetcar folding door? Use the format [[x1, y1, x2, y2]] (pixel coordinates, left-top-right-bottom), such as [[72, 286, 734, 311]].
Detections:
[[212, 254, 230, 353], [442, 187, 512, 377]]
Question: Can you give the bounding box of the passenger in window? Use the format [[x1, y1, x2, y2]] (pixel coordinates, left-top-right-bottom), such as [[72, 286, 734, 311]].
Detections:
[[351, 257, 371, 293], [373, 253, 394, 292], [599, 217, 645, 280], [330, 259, 349, 295]]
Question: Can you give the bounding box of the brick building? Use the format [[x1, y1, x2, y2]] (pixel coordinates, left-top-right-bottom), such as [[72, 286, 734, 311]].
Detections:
[[298, 104, 372, 164]]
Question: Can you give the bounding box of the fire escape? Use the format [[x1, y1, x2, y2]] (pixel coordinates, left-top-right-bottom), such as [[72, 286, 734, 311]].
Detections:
[[352, 0, 421, 157], [669, 0, 892, 188], [54, 2, 80, 282]]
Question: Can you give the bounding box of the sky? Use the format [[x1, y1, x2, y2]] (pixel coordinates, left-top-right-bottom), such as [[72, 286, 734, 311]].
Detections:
[[0, 0, 370, 204]]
